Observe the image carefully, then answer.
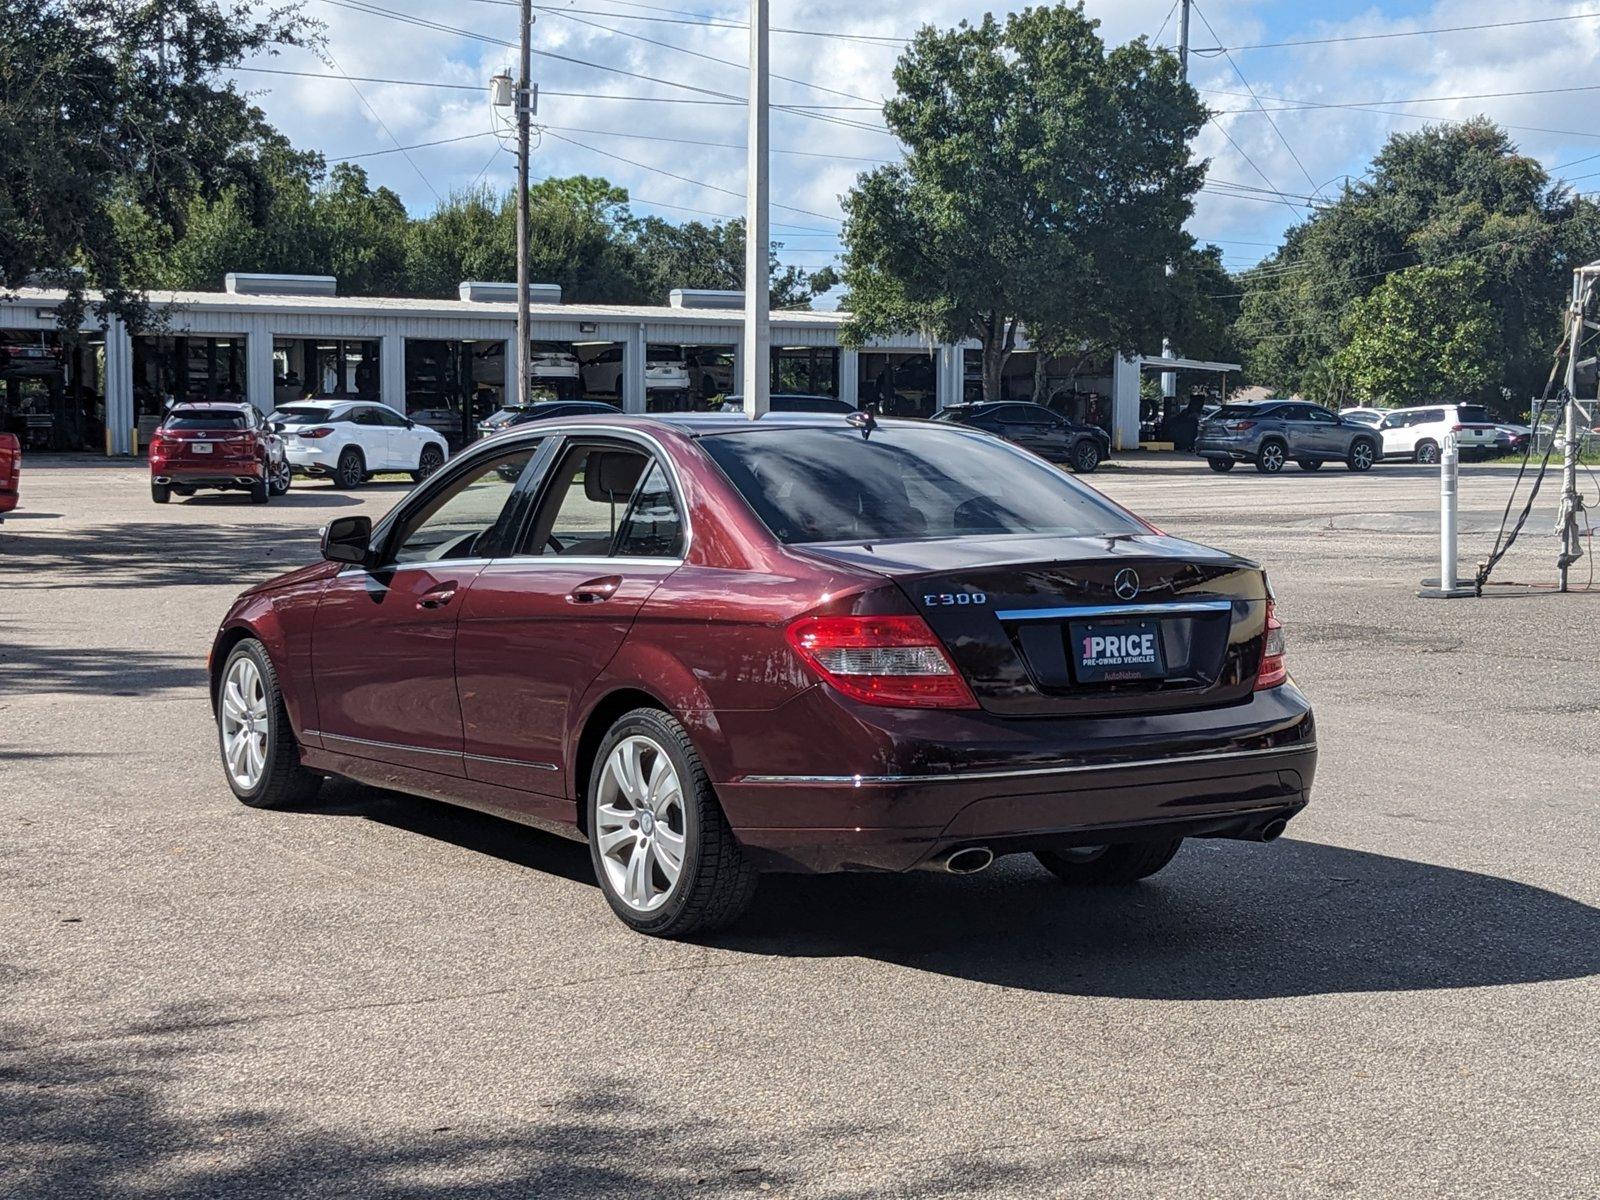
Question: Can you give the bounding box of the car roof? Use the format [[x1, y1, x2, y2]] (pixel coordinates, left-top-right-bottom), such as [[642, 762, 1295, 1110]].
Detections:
[[169, 401, 251, 412]]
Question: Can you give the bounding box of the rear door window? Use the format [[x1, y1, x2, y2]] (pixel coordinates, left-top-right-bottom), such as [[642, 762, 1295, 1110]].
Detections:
[[521, 443, 681, 558], [1457, 405, 1491, 424]]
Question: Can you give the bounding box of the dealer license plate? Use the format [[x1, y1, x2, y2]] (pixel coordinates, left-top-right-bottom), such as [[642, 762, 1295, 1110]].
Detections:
[[1070, 618, 1166, 682]]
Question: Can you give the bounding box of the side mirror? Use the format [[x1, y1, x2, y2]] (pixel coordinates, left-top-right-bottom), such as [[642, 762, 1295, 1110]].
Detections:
[[405, 418, 415, 429], [321, 515, 373, 566]]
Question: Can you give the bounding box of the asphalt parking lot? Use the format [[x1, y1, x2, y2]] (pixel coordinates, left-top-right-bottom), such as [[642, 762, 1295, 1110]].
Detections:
[[3, 453, 1597, 1198]]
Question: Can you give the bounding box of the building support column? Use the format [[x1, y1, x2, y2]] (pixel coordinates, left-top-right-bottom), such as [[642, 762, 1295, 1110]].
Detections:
[[102, 317, 135, 455], [838, 347, 859, 409], [1112, 355, 1142, 451], [380, 335, 406, 413], [246, 326, 275, 414], [622, 323, 647, 413], [731, 339, 745, 401]]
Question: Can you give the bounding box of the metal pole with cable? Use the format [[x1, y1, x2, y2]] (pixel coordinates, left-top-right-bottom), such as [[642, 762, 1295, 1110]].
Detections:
[[1160, 0, 1191, 409], [742, 0, 771, 421], [515, 2, 534, 410], [1557, 270, 1589, 591]]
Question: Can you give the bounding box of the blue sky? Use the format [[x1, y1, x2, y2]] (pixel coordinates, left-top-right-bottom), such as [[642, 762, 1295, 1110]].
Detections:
[[234, 2, 1600, 287]]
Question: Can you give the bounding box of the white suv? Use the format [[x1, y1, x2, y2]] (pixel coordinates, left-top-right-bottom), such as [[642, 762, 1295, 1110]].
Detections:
[[271, 400, 449, 488], [1379, 403, 1499, 463]]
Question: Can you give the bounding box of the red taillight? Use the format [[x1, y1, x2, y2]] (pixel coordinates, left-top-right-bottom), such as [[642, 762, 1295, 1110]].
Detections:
[[1451, 422, 1464, 432], [786, 613, 978, 709], [1255, 602, 1288, 690], [298, 427, 335, 439], [1226, 420, 1257, 432]]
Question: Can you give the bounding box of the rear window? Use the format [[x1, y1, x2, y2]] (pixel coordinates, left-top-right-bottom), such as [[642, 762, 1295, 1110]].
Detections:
[[1457, 405, 1491, 424], [274, 406, 334, 424], [699, 425, 1142, 545], [163, 410, 248, 430]]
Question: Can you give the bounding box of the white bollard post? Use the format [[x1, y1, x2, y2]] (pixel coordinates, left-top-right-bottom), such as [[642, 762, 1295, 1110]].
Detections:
[[1419, 430, 1474, 598]]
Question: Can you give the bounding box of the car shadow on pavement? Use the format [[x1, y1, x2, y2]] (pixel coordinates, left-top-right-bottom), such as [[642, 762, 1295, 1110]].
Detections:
[[0, 521, 324, 589], [0, 1021, 1039, 1198], [0, 633, 206, 695], [178, 492, 363, 509], [719, 839, 1600, 1000]]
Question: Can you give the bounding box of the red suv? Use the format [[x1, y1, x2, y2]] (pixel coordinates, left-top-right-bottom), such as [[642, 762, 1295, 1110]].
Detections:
[[0, 432, 19, 518], [209, 414, 1316, 937], [150, 403, 291, 504]]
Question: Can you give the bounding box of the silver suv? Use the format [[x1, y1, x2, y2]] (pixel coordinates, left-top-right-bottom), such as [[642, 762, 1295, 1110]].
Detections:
[[1196, 401, 1381, 474]]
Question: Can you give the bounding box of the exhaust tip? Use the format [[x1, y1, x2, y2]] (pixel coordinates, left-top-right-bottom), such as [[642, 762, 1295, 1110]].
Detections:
[[945, 846, 994, 875], [1259, 818, 1288, 843]]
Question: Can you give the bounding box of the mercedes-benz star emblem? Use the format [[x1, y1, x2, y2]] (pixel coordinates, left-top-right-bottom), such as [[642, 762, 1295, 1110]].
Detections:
[[1113, 568, 1141, 601]]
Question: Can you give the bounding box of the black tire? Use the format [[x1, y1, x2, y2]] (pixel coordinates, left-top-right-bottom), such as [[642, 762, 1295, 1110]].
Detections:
[[411, 444, 445, 483], [1255, 440, 1287, 473], [151, 482, 171, 504], [268, 458, 292, 496], [1346, 438, 1376, 472], [216, 639, 323, 810], [173, 485, 195, 497], [1207, 458, 1236, 473], [587, 707, 757, 938], [248, 479, 269, 505], [1415, 440, 1440, 465], [1069, 439, 1102, 473], [335, 447, 365, 489], [1035, 839, 1183, 886], [1295, 459, 1323, 472]]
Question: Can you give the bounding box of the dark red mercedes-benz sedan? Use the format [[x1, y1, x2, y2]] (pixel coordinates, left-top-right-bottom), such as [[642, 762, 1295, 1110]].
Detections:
[[210, 413, 1315, 936]]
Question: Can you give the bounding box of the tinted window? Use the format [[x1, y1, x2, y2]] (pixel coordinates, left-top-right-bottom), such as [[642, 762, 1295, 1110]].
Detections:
[[1416, 409, 1445, 424], [615, 462, 684, 558], [390, 449, 536, 565], [1302, 406, 1337, 424], [1215, 404, 1265, 419], [525, 445, 650, 557], [273, 407, 333, 424], [700, 426, 1142, 545], [371, 406, 410, 428], [351, 407, 384, 427], [1457, 405, 1491, 424], [163, 410, 249, 431]]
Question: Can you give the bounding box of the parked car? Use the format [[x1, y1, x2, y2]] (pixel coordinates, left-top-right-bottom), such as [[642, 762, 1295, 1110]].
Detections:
[[208, 413, 1315, 937], [149, 403, 291, 505], [1196, 401, 1380, 474], [0, 432, 19, 519], [270, 400, 449, 488], [1494, 424, 1531, 457], [580, 345, 690, 397], [407, 406, 472, 448], [1378, 404, 1499, 463], [934, 401, 1111, 473], [478, 400, 619, 439], [717, 394, 856, 415], [1338, 407, 1388, 428]]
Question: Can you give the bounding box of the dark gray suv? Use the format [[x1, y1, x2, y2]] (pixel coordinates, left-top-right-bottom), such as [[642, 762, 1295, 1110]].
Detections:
[[1196, 401, 1380, 474]]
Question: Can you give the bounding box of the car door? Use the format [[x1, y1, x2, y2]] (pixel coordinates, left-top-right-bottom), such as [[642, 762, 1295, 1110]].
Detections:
[[1299, 404, 1345, 457], [310, 443, 541, 776], [346, 405, 395, 470], [1006, 406, 1066, 456], [454, 435, 686, 802], [373, 405, 419, 469]]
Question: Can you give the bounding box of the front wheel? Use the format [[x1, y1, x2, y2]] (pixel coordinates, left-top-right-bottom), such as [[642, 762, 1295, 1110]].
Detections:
[[412, 444, 445, 483], [1206, 458, 1236, 473], [587, 708, 757, 938], [1035, 839, 1182, 885], [216, 639, 323, 809], [1069, 439, 1102, 473], [1255, 441, 1287, 473], [1346, 440, 1376, 472]]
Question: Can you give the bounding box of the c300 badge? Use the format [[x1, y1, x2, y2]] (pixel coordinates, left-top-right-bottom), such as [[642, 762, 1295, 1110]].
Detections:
[[923, 592, 988, 606]]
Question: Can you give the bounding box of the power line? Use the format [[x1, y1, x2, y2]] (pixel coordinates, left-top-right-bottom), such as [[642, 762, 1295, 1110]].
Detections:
[[528, 0, 908, 45], [320, 49, 442, 202], [1199, 10, 1600, 53], [1204, 81, 1600, 114], [1202, 115, 1310, 218], [332, 130, 499, 159]]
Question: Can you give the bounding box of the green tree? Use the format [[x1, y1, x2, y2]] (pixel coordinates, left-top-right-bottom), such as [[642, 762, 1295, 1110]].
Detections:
[[0, 0, 316, 326], [1333, 261, 1496, 404], [1236, 120, 1600, 409], [839, 3, 1206, 400], [630, 216, 838, 308]]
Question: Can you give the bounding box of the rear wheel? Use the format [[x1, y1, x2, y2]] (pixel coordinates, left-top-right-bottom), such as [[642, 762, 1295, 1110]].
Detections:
[[1346, 439, 1376, 472], [1295, 459, 1323, 472], [335, 447, 365, 489], [1206, 458, 1236, 473], [1069, 439, 1102, 473], [217, 639, 323, 810], [1035, 839, 1183, 885], [1415, 440, 1440, 465], [150, 482, 171, 504], [412, 444, 445, 483], [587, 708, 757, 938], [1255, 440, 1287, 473]]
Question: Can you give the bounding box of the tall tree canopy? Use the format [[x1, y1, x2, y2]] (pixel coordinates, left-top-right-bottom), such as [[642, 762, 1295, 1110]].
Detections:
[[839, 2, 1210, 400], [0, 0, 315, 325], [1235, 120, 1600, 410], [1333, 260, 1496, 404]]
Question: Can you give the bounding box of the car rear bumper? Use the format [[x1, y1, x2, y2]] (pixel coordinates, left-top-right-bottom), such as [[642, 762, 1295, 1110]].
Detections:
[[713, 683, 1317, 873], [1195, 435, 1254, 459], [285, 445, 335, 472], [152, 463, 264, 487]]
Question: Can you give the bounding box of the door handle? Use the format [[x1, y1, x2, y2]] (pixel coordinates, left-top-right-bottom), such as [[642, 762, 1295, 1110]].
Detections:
[[416, 585, 458, 610], [568, 576, 622, 604]]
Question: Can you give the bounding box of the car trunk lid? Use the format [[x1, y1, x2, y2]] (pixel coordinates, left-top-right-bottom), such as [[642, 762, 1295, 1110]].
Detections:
[[799, 534, 1270, 717]]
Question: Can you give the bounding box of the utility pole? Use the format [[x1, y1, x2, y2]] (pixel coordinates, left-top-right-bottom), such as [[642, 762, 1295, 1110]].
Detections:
[[1161, 0, 1192, 409], [742, 0, 771, 421], [515, 2, 534, 409], [1557, 268, 1590, 592]]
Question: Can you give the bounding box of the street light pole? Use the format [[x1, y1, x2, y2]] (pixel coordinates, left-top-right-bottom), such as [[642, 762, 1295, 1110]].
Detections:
[[1162, 0, 1192, 409], [515, 1, 534, 409], [742, 0, 771, 421]]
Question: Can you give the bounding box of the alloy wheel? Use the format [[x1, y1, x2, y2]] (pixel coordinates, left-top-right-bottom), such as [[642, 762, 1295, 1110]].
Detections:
[[1074, 441, 1100, 472], [1258, 442, 1286, 473], [594, 735, 687, 913], [271, 460, 292, 494], [220, 655, 270, 791], [1350, 442, 1374, 471], [1417, 442, 1440, 465]]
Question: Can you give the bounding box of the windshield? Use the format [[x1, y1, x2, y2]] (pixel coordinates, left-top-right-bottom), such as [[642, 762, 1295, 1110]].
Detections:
[[700, 425, 1142, 545], [163, 411, 248, 431], [274, 406, 333, 425]]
